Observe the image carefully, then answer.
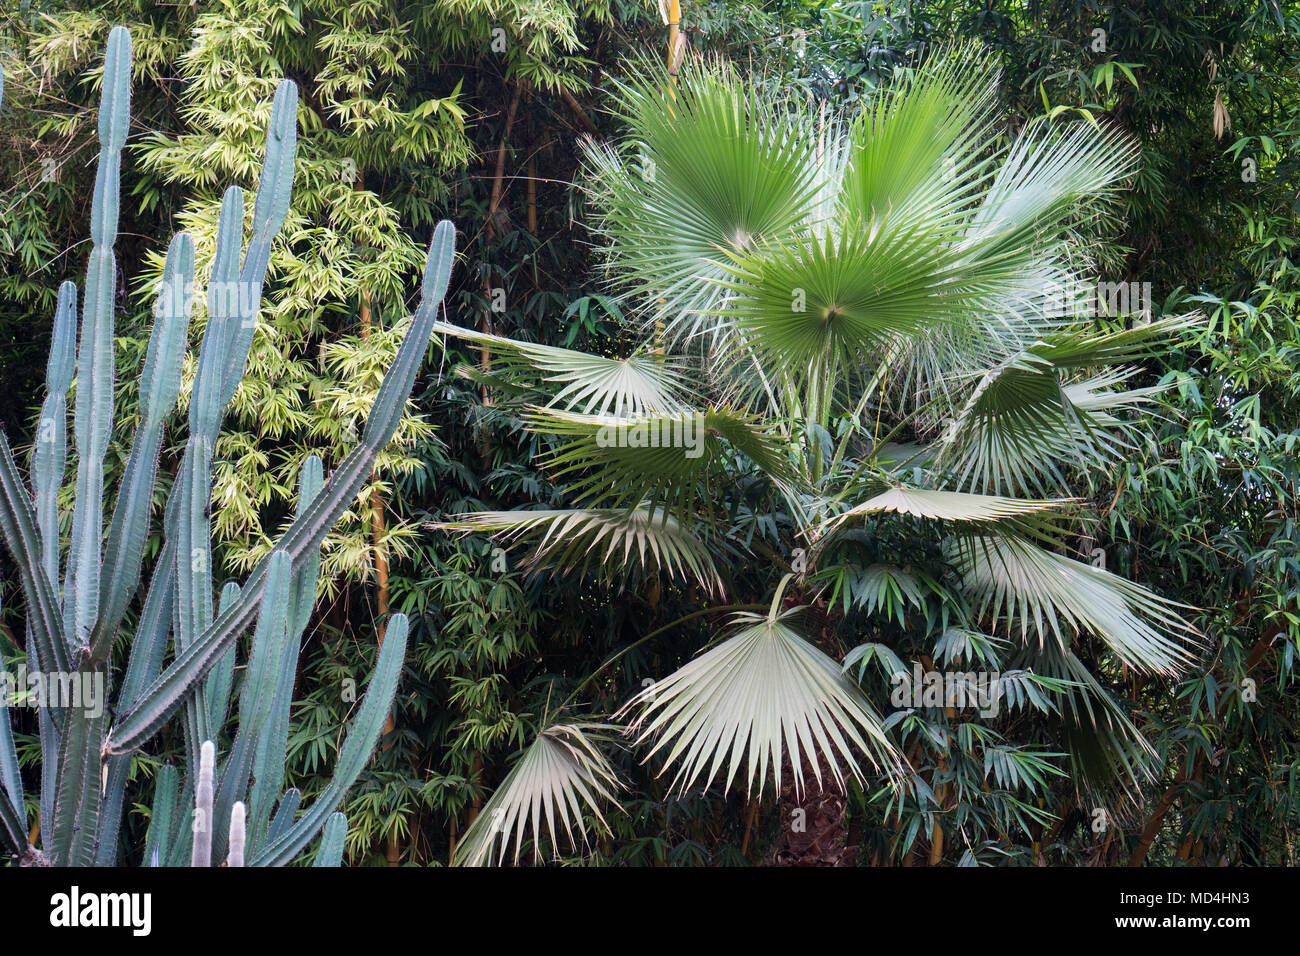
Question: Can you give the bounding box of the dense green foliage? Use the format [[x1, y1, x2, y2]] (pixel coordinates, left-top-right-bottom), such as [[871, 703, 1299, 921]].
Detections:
[[1, 0, 1298, 866]]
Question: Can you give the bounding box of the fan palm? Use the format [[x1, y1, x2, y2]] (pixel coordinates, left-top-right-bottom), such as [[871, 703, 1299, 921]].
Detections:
[[442, 48, 1201, 863], [453, 723, 622, 867]]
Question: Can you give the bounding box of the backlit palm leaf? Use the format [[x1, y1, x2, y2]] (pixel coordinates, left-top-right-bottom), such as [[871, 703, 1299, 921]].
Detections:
[[582, 55, 822, 344], [622, 604, 903, 796], [963, 117, 1138, 263], [840, 44, 999, 235], [827, 485, 1073, 527], [951, 532, 1201, 675], [454, 723, 622, 867], [433, 321, 691, 416], [436, 505, 723, 594], [717, 219, 1015, 379], [849, 67, 1140, 419]]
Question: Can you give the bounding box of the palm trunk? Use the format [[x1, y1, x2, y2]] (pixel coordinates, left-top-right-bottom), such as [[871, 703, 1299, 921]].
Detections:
[[740, 797, 760, 858], [766, 754, 857, 866]]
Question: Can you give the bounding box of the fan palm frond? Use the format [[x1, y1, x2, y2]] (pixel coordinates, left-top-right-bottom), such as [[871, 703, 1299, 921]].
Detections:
[[434, 321, 691, 416], [717, 155, 1136, 387], [877, 261, 1075, 420], [963, 116, 1139, 265], [717, 221, 992, 377], [525, 405, 798, 512], [582, 55, 823, 344], [931, 626, 1009, 669], [857, 82, 1141, 417], [622, 596, 903, 797], [435, 505, 723, 594], [454, 723, 622, 867], [839, 43, 1000, 236], [834, 562, 926, 624], [828, 484, 1073, 527], [951, 532, 1201, 676], [843, 640, 910, 684], [932, 321, 1193, 493]]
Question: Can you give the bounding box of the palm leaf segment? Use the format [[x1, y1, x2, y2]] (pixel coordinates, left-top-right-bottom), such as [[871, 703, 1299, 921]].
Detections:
[[582, 55, 824, 345], [436, 505, 723, 595], [826, 484, 1073, 527], [433, 320, 690, 417], [454, 723, 622, 867], [952, 533, 1201, 676], [932, 318, 1195, 494], [526, 405, 798, 511]]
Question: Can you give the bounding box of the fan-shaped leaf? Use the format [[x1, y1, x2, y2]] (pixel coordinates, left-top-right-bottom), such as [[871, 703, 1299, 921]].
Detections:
[[951, 533, 1201, 675], [434, 321, 691, 416], [436, 506, 723, 594], [623, 608, 902, 797], [455, 724, 622, 867]]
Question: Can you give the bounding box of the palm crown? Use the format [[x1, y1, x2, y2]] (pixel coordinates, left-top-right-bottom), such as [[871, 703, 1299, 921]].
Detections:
[[437, 48, 1201, 864]]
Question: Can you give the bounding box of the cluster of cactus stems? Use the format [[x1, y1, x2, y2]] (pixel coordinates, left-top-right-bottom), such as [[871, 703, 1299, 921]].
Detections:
[[0, 27, 456, 865]]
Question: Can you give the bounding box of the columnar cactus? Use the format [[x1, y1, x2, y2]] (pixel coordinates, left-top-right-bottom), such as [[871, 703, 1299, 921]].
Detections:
[[0, 26, 457, 866]]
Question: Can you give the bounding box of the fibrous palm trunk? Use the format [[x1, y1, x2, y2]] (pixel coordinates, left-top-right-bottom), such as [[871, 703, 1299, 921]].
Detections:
[[765, 755, 857, 867]]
